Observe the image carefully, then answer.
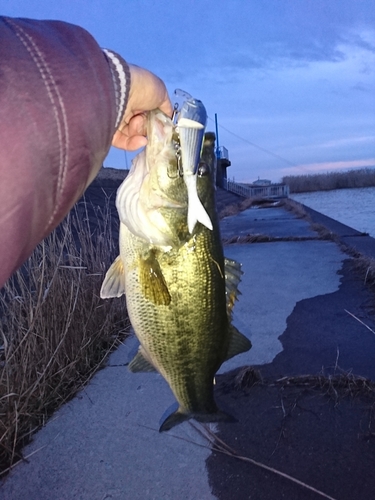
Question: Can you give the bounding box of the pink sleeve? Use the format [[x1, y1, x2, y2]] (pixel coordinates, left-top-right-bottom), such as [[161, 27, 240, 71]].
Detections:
[[0, 17, 130, 287]]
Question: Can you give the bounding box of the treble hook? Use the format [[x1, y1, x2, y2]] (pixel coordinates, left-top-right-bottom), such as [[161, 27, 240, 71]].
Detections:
[[171, 102, 179, 125]]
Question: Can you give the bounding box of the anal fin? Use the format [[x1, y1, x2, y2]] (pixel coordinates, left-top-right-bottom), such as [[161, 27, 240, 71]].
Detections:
[[225, 325, 252, 361], [128, 348, 157, 373]]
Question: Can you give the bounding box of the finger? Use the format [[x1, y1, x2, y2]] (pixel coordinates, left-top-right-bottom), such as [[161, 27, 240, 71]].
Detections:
[[126, 135, 148, 151], [159, 95, 173, 118], [112, 114, 147, 150], [127, 113, 147, 136], [112, 129, 147, 151]]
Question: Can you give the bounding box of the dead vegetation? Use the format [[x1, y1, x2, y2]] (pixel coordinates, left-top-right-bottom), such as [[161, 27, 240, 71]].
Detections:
[[283, 167, 375, 193], [222, 234, 274, 244], [0, 201, 129, 474], [219, 196, 343, 246], [349, 254, 375, 289], [218, 196, 276, 219], [273, 371, 375, 404], [279, 197, 310, 218], [222, 233, 324, 244], [233, 366, 262, 390], [232, 363, 375, 406]]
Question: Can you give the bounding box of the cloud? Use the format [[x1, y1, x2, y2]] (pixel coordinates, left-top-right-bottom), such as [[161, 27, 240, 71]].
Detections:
[[347, 30, 375, 54], [313, 136, 375, 149], [351, 82, 372, 92]]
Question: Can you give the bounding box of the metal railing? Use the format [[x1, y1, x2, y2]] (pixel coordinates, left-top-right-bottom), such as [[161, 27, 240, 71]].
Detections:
[[223, 179, 289, 199]]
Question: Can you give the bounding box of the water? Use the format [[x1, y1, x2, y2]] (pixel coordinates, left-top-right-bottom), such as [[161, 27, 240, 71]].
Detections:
[[291, 186, 375, 238]]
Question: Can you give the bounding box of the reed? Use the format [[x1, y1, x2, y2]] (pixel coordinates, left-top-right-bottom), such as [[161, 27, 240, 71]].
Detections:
[[0, 199, 129, 473], [283, 167, 375, 193]]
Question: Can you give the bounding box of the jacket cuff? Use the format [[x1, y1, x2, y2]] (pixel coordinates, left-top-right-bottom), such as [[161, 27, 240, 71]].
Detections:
[[102, 49, 131, 128]]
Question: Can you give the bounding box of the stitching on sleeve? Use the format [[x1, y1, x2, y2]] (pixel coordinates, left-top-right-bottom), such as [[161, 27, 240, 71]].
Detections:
[[5, 18, 69, 232], [102, 49, 129, 128]]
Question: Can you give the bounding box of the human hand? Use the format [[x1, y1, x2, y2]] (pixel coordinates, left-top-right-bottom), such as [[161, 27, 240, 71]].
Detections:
[[112, 64, 173, 151]]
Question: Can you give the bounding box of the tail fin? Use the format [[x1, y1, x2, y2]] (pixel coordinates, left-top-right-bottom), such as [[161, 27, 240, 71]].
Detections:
[[159, 407, 235, 432]]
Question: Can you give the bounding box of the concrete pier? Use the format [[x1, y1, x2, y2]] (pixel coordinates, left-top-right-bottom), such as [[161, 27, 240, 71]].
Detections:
[[1, 187, 375, 500]]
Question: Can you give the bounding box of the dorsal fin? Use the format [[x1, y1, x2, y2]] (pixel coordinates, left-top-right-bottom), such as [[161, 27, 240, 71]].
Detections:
[[224, 257, 243, 318], [225, 325, 252, 360], [224, 258, 252, 360]]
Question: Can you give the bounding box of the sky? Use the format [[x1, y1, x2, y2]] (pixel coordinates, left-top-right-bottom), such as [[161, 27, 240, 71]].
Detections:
[[3, 0, 375, 182]]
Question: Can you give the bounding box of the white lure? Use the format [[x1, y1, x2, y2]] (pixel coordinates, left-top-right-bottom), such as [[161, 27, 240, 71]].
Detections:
[[177, 98, 213, 234]]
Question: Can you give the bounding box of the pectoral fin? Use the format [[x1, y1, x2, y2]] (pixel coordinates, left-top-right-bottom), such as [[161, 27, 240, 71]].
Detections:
[[128, 348, 157, 373], [225, 325, 252, 361], [100, 256, 125, 299], [140, 251, 171, 306]]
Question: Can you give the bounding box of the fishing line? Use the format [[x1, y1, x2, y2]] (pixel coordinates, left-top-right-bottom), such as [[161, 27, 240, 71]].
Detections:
[[207, 115, 312, 175]]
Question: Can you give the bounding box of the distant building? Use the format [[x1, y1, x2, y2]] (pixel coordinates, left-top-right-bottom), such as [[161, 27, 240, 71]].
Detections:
[[251, 178, 272, 186], [205, 131, 231, 188]]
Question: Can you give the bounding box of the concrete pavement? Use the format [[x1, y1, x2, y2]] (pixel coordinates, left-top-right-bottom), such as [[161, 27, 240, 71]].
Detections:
[[1, 201, 375, 500]]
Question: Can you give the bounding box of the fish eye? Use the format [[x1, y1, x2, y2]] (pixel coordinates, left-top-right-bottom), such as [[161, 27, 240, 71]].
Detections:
[[197, 162, 210, 177]]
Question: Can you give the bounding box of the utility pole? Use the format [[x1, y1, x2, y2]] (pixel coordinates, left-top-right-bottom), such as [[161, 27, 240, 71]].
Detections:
[[215, 113, 220, 159]]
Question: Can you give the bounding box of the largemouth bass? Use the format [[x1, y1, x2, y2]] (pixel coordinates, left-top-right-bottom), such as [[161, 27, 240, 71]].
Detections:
[[100, 109, 251, 431]]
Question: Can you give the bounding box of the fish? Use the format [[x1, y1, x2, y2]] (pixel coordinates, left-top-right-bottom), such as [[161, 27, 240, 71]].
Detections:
[[100, 109, 251, 431]]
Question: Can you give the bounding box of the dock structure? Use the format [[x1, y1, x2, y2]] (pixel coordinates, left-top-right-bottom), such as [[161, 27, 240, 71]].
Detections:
[[223, 179, 289, 199], [215, 146, 231, 189], [212, 132, 289, 199]]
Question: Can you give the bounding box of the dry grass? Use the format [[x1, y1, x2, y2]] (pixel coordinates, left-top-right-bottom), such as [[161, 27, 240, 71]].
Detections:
[[280, 198, 309, 218], [273, 371, 375, 404], [232, 363, 375, 405], [222, 234, 324, 244], [283, 167, 375, 193], [222, 234, 274, 244], [351, 256, 375, 289], [0, 200, 129, 473], [233, 366, 262, 390], [218, 196, 277, 219], [281, 199, 339, 241], [220, 198, 328, 244]]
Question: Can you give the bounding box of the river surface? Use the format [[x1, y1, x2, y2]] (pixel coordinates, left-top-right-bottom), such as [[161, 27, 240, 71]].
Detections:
[[291, 186, 375, 238]]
